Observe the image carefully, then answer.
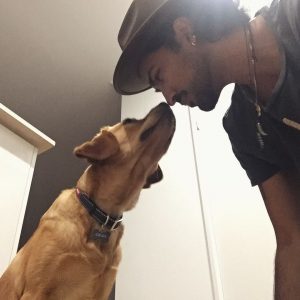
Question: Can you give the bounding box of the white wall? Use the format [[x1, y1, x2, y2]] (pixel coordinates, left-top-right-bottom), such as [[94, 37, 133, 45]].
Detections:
[[116, 91, 217, 300], [117, 85, 276, 300], [191, 85, 276, 300]]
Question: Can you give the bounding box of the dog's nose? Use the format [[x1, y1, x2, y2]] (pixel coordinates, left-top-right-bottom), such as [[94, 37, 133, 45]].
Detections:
[[158, 102, 169, 108], [156, 102, 173, 114]]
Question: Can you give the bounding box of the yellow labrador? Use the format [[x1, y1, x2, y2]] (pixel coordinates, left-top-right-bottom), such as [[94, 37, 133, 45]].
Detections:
[[0, 102, 175, 300]]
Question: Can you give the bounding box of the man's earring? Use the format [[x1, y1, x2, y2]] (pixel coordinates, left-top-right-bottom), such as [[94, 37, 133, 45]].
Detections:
[[191, 35, 197, 46]]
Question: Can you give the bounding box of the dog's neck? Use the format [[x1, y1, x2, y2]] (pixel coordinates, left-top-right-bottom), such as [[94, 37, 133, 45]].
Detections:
[[76, 165, 127, 217], [75, 188, 123, 232]]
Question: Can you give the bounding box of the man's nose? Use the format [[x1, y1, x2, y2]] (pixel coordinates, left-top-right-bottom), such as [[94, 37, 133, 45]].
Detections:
[[162, 90, 176, 106]]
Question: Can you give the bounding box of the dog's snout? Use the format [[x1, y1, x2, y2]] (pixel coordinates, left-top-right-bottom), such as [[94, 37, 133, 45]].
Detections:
[[155, 102, 174, 118], [140, 125, 157, 141]]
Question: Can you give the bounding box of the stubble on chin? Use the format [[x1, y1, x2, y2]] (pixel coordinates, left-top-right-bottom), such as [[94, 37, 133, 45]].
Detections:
[[191, 59, 221, 112]]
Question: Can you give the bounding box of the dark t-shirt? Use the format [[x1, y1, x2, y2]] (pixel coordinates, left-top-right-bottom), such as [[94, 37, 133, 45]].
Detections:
[[223, 0, 300, 186]]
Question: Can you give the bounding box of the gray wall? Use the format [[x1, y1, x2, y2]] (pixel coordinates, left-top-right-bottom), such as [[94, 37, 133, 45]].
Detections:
[[1, 92, 120, 300], [0, 26, 120, 300], [4, 89, 121, 248], [2, 88, 120, 300], [0, 0, 123, 246], [0, 1, 126, 299]]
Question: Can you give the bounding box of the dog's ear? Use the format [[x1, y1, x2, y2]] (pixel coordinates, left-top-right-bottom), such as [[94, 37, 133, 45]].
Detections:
[[143, 165, 163, 189], [73, 131, 119, 162]]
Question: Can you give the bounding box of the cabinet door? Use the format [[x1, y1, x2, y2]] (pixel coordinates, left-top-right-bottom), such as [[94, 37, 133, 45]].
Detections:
[[116, 92, 215, 300], [0, 124, 37, 275]]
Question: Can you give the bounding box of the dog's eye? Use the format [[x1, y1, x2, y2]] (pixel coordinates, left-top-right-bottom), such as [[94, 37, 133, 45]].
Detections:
[[123, 118, 138, 125]]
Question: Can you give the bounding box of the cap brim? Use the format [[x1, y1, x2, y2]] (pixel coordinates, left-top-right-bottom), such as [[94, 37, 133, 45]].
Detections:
[[113, 34, 152, 95], [113, 0, 171, 95]]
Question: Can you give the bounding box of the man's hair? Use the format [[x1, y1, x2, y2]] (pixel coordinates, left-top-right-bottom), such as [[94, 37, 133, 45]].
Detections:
[[144, 0, 250, 54]]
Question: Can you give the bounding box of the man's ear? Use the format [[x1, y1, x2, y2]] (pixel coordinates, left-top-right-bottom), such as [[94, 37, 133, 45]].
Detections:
[[73, 131, 119, 162], [173, 17, 194, 46], [143, 165, 163, 189]]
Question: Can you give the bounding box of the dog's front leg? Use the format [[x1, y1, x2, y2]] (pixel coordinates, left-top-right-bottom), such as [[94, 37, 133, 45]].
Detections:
[[96, 245, 122, 300]]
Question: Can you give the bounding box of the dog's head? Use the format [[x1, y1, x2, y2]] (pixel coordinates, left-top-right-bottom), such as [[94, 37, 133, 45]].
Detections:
[[74, 102, 175, 211]]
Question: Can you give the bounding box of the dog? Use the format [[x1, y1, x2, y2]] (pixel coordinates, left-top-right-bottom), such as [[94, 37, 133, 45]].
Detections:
[[0, 102, 175, 300]]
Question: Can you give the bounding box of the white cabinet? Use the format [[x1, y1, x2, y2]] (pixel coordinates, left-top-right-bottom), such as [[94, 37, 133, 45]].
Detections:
[[117, 87, 276, 300], [0, 103, 55, 276]]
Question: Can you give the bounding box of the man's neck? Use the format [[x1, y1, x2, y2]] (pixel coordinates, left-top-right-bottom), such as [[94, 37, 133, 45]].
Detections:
[[248, 15, 282, 106], [208, 15, 282, 106]]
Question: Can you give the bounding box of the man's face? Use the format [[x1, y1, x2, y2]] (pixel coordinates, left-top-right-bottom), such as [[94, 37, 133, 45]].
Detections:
[[140, 44, 221, 111]]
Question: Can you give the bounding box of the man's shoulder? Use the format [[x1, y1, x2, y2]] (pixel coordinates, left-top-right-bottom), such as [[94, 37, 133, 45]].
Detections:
[[222, 86, 255, 137], [222, 84, 298, 186]]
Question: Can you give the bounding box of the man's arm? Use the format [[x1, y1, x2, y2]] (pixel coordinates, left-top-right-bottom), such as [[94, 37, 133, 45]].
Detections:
[[259, 170, 300, 300]]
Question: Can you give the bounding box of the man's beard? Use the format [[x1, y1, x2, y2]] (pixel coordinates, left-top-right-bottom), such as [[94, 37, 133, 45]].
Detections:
[[190, 57, 221, 112], [195, 87, 220, 112]]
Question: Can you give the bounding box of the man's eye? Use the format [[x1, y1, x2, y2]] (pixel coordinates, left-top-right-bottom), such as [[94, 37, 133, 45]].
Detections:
[[148, 67, 162, 91], [152, 70, 162, 92], [154, 69, 162, 83]]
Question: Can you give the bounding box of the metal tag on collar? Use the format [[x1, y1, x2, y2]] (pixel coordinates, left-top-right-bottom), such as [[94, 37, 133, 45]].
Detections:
[[91, 229, 111, 243]]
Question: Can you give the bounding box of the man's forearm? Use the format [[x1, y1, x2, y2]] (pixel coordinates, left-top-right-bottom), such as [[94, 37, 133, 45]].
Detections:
[[275, 240, 300, 300]]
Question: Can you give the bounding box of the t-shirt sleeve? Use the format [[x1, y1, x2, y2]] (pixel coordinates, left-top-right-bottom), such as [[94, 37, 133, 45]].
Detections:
[[232, 146, 280, 186]]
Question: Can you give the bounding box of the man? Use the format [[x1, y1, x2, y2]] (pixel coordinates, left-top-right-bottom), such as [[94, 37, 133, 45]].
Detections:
[[113, 0, 300, 299]]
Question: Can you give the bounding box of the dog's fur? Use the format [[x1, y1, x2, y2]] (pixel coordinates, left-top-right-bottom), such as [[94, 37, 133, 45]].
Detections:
[[0, 102, 175, 300]]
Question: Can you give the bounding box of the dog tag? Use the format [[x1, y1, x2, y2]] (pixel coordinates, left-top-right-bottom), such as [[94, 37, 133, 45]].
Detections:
[[91, 229, 111, 243]]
